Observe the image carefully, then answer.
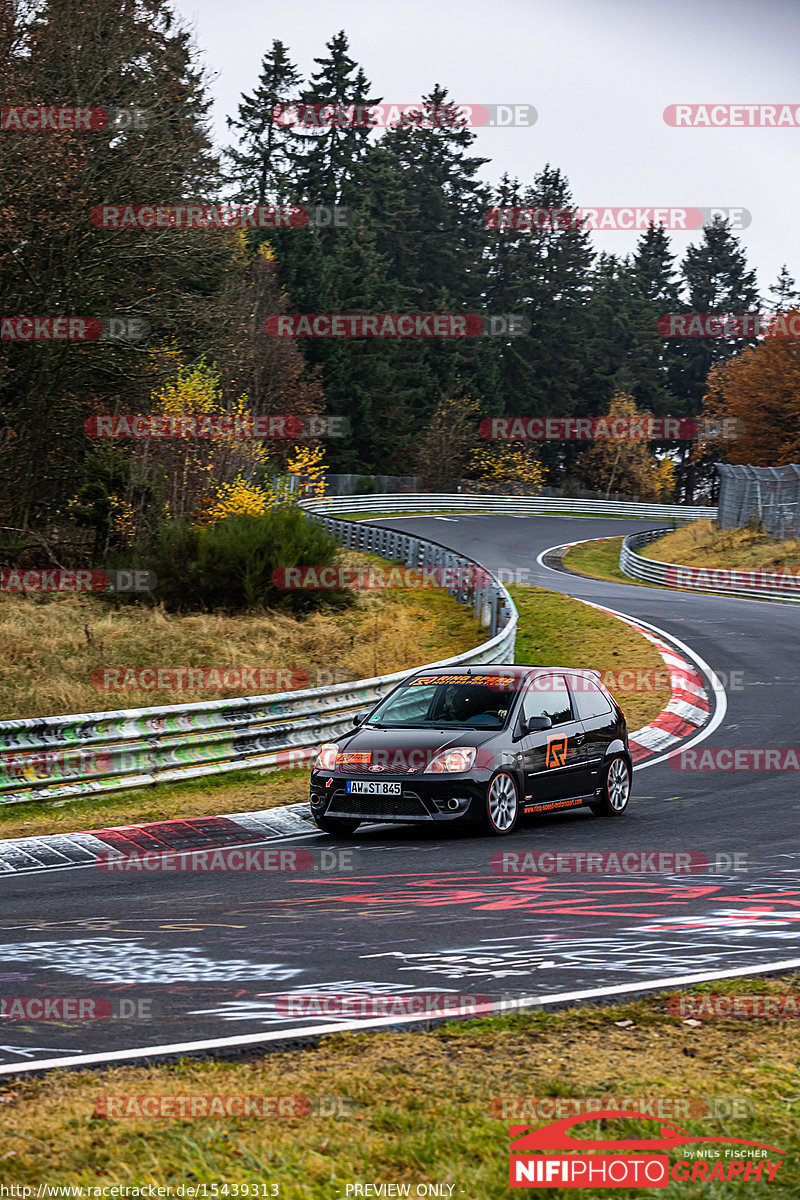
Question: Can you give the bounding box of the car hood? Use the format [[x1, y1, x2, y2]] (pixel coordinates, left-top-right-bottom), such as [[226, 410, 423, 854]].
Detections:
[[330, 726, 503, 774], [341, 726, 501, 754]]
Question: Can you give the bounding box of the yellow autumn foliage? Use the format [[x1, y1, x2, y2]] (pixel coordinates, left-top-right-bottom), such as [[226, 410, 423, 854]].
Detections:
[[468, 442, 544, 491]]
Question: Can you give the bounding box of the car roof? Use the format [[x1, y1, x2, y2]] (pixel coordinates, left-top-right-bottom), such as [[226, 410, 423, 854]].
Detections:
[[407, 665, 601, 679]]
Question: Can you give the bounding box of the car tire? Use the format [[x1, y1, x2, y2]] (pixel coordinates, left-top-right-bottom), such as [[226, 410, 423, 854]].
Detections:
[[485, 771, 520, 836], [314, 815, 361, 836], [589, 755, 631, 818]]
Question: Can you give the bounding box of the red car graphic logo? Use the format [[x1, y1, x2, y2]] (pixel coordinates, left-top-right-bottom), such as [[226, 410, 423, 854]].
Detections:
[[510, 1111, 784, 1155]]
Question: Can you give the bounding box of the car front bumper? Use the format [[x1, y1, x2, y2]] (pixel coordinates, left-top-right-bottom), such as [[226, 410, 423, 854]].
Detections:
[[309, 771, 488, 823]]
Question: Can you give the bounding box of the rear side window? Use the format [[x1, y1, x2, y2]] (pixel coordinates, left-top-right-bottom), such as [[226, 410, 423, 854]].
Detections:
[[569, 677, 613, 720], [524, 674, 573, 725]]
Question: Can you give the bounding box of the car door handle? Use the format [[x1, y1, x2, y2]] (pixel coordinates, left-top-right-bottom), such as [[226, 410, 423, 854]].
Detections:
[[575, 734, 585, 744]]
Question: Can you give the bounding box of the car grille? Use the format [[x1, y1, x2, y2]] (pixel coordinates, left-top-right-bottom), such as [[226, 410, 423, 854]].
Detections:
[[336, 763, 422, 775], [327, 788, 431, 820]]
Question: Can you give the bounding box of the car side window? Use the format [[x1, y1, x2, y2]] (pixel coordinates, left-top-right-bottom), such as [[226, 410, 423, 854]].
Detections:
[[524, 674, 573, 725], [569, 677, 613, 720]]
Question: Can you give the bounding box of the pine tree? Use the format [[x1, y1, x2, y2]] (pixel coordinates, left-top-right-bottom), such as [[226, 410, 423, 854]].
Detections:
[[313, 219, 410, 472], [769, 264, 800, 311], [224, 40, 302, 205], [629, 225, 682, 416], [361, 86, 498, 454], [670, 218, 760, 500], [485, 165, 595, 483], [280, 84, 499, 472], [290, 31, 380, 208], [584, 253, 638, 398], [0, 0, 225, 523]]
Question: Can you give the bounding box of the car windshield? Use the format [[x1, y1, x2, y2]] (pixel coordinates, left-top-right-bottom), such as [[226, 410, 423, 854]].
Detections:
[[366, 674, 519, 729]]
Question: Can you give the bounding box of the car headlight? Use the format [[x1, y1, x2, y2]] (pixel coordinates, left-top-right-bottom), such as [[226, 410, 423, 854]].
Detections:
[[313, 743, 339, 771], [425, 747, 476, 773]]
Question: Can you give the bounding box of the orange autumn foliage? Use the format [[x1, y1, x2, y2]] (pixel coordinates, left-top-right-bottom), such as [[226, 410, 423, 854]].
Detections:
[[699, 310, 800, 465]]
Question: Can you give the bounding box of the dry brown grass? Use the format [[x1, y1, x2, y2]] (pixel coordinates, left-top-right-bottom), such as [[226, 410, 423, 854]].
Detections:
[[643, 519, 800, 569], [0, 551, 482, 719]]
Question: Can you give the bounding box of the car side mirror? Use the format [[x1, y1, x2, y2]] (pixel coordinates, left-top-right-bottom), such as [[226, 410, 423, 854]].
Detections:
[[352, 713, 363, 727], [521, 714, 552, 735]]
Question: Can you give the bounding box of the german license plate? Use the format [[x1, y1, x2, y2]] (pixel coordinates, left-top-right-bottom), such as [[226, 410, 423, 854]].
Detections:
[[346, 780, 401, 795]]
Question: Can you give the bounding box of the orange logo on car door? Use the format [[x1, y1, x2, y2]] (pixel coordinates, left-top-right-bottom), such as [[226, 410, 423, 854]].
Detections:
[[546, 737, 568, 768]]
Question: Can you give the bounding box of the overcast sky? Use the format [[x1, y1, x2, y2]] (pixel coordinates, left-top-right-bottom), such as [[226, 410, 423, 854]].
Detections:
[[172, 0, 800, 299]]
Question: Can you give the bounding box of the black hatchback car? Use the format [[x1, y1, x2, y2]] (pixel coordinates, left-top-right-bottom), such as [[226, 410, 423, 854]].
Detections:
[[308, 665, 632, 836]]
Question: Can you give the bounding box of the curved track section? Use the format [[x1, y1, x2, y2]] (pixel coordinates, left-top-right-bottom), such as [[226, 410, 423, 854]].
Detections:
[[1, 514, 798, 1076]]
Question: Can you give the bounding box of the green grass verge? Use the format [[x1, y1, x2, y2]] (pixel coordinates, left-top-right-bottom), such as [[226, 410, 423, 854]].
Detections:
[[562, 536, 635, 585], [509, 585, 668, 729], [2, 977, 798, 1194]]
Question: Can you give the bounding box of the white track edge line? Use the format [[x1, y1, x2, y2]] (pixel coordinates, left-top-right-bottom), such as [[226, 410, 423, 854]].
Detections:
[[4, 955, 800, 1076], [574, 599, 727, 771], [536, 535, 800, 607], [533, 537, 726, 769]]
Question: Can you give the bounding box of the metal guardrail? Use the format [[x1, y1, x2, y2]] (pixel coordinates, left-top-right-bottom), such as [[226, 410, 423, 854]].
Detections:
[[0, 518, 517, 806], [619, 528, 800, 604], [302, 493, 718, 521]]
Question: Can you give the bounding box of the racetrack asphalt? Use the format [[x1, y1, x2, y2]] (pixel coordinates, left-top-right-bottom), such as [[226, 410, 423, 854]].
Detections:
[[2, 514, 799, 1075]]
